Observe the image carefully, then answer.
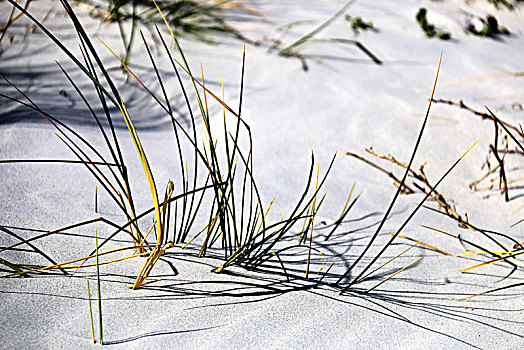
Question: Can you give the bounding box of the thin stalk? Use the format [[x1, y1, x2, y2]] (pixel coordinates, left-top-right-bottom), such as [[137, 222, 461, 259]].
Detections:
[[86, 272, 96, 344], [337, 52, 443, 288], [279, 0, 357, 55], [95, 228, 103, 345], [366, 257, 423, 292]]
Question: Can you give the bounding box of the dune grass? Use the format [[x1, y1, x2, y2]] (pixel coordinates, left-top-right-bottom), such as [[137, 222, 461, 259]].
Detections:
[[0, 0, 340, 289], [345, 98, 524, 298], [1, 0, 521, 330], [270, 0, 381, 70], [0, 0, 470, 289]]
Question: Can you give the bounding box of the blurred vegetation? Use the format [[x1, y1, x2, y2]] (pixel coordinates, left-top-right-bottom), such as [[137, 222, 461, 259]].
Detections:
[[416, 8, 451, 40], [345, 15, 377, 34]]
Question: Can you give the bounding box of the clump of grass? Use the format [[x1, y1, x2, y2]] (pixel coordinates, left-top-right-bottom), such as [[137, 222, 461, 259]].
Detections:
[[71, 0, 260, 71], [0, 0, 342, 291], [486, 0, 522, 10], [345, 15, 377, 34], [347, 140, 523, 298], [0, 1, 460, 301], [416, 8, 451, 40], [3, 0, 521, 317], [262, 0, 381, 70], [345, 100, 524, 298], [465, 14, 510, 37]]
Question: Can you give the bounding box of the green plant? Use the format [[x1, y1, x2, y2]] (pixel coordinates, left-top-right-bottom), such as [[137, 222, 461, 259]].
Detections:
[[81, 0, 262, 75], [2, 0, 518, 314], [345, 15, 377, 34], [86, 272, 95, 344], [0, 0, 341, 290], [273, 0, 381, 70], [416, 8, 451, 40], [74, 0, 259, 45], [0, 0, 463, 301], [345, 100, 524, 298], [95, 228, 103, 345], [487, 0, 523, 10], [466, 14, 510, 37]]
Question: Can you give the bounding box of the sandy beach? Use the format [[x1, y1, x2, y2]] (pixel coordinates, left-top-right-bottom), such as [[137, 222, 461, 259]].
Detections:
[[1, 1, 523, 348]]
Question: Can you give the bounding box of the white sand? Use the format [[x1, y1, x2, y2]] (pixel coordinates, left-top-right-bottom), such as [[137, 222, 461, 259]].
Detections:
[[1, 0, 523, 348]]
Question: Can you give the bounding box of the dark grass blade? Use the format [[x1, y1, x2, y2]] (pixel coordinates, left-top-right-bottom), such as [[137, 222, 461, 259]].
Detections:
[[0, 258, 27, 277], [458, 282, 524, 301], [0, 78, 142, 234], [78, 37, 127, 182], [272, 252, 290, 282], [485, 107, 524, 153], [54, 133, 141, 230], [89, 183, 218, 255], [341, 140, 479, 292], [279, 0, 357, 55], [297, 38, 381, 65], [421, 214, 520, 272], [60, 0, 159, 230], [242, 154, 316, 263], [324, 195, 360, 241], [244, 153, 337, 267], [0, 226, 67, 275], [0, 217, 128, 254], [336, 52, 443, 287], [153, 20, 199, 243], [0, 82, 123, 181], [5, 0, 120, 108], [55, 60, 127, 195], [0, 159, 118, 166], [423, 206, 523, 253]]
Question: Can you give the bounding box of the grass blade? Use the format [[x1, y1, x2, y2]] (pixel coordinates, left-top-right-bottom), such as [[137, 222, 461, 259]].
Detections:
[[95, 228, 103, 345], [342, 138, 478, 291], [337, 52, 443, 287], [86, 272, 96, 344], [366, 257, 423, 292]]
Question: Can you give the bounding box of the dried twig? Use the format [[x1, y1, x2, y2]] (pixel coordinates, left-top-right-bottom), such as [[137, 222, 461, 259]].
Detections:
[[433, 98, 523, 202], [347, 148, 471, 229]]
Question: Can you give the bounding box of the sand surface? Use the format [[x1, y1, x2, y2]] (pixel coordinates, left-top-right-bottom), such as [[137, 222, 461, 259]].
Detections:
[[1, 1, 523, 348]]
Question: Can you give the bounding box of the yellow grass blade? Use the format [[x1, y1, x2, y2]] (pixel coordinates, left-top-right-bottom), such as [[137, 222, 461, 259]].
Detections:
[[339, 182, 356, 217], [394, 233, 451, 256], [257, 193, 278, 233], [119, 101, 162, 242], [458, 283, 524, 301], [216, 246, 248, 273], [86, 272, 96, 344], [455, 251, 514, 257], [132, 242, 174, 289], [367, 257, 423, 292], [305, 164, 320, 278], [297, 203, 312, 242], [0, 245, 154, 277], [460, 250, 524, 273], [317, 262, 327, 275]]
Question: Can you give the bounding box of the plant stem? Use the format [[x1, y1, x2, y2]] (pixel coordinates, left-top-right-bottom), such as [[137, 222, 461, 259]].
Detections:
[[95, 228, 103, 345]]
